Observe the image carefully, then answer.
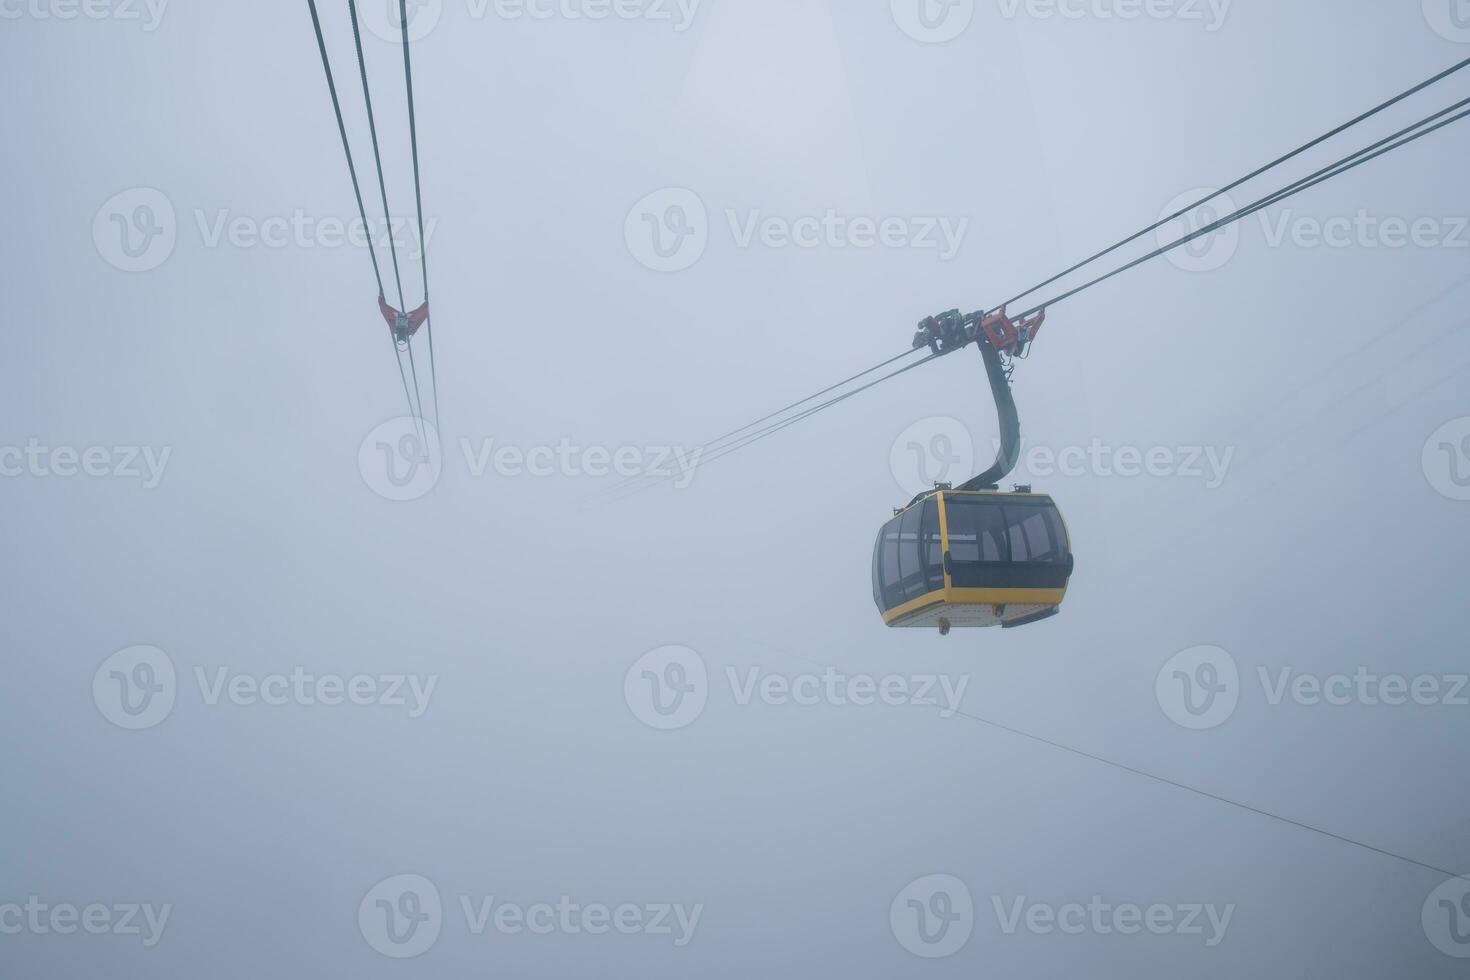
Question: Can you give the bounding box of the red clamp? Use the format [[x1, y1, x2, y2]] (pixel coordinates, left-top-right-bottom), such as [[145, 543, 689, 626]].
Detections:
[[980, 306, 1045, 356], [379, 295, 429, 345]]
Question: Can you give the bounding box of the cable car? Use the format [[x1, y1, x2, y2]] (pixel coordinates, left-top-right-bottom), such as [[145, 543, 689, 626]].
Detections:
[[873, 307, 1074, 632], [873, 488, 1073, 631]]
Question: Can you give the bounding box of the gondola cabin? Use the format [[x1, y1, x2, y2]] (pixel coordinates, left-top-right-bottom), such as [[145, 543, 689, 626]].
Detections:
[[873, 490, 1073, 631]]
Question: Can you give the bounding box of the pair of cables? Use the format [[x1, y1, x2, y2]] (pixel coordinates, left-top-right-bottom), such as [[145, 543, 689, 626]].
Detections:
[[608, 56, 1470, 498], [306, 0, 441, 434]]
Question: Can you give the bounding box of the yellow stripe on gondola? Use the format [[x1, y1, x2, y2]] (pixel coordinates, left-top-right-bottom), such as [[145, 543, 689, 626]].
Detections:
[[881, 590, 950, 625], [947, 587, 1066, 606], [881, 587, 1067, 625]]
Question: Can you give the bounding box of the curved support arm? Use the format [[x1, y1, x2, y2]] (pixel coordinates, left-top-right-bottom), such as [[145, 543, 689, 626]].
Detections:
[[959, 339, 1021, 491]]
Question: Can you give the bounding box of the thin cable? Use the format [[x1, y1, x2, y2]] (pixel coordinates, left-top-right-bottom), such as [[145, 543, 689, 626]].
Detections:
[[609, 353, 941, 500], [706, 99, 1470, 481], [947, 705, 1463, 879], [736, 632, 1466, 881], [305, 0, 420, 427], [1222, 271, 1470, 446], [306, 0, 383, 296], [994, 56, 1470, 315], [399, 0, 441, 430], [346, 0, 408, 314], [707, 103, 1470, 484], [1226, 97, 1470, 231], [404, 337, 428, 427], [346, 0, 425, 441], [1018, 99, 1470, 319], [700, 348, 922, 453], [704, 354, 942, 467], [603, 347, 924, 498], [608, 86, 1470, 499], [671, 103, 1470, 487]]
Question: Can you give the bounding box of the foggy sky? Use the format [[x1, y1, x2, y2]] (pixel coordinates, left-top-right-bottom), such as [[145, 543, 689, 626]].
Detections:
[[3, 1, 1469, 977]]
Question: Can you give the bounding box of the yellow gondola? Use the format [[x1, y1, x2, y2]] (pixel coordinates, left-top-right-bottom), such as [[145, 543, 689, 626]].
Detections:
[[873, 307, 1073, 632], [873, 488, 1073, 631]]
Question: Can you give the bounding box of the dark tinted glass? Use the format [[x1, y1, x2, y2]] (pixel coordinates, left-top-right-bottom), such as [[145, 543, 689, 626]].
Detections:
[[879, 514, 903, 608], [943, 495, 1072, 591], [1004, 502, 1067, 564], [898, 504, 927, 601], [945, 496, 1009, 563]]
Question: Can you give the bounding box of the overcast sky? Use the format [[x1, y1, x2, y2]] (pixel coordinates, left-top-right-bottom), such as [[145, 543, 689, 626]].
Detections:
[[3, 1, 1470, 977]]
